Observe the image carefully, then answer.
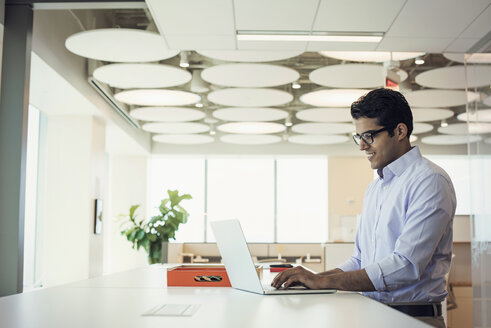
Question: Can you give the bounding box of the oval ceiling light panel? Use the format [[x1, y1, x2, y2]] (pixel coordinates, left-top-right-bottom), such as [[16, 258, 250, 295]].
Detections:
[[220, 134, 282, 145], [412, 123, 434, 134], [142, 122, 209, 134], [288, 134, 350, 145], [310, 64, 385, 88], [415, 65, 491, 89], [318, 51, 424, 62], [412, 108, 454, 122], [65, 28, 179, 62], [296, 108, 352, 122], [292, 122, 354, 134], [457, 109, 491, 122], [410, 135, 418, 142], [115, 89, 201, 106], [197, 50, 303, 62], [129, 107, 205, 122], [153, 134, 214, 145], [300, 89, 369, 107], [217, 122, 285, 134], [201, 63, 299, 88], [443, 53, 491, 64], [212, 107, 288, 122], [208, 88, 293, 107], [404, 89, 479, 108], [421, 135, 482, 145], [93, 64, 192, 89], [438, 122, 491, 135]]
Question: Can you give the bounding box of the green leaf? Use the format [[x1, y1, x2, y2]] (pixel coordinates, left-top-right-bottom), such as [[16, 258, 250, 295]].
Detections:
[[129, 204, 140, 218], [128, 228, 138, 241], [136, 229, 145, 241], [175, 204, 189, 215], [125, 227, 135, 238], [148, 234, 158, 242], [142, 238, 150, 252]]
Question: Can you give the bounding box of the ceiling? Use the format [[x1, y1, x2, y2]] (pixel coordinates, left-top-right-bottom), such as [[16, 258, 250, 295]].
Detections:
[[32, 1, 491, 155], [146, 0, 491, 53]]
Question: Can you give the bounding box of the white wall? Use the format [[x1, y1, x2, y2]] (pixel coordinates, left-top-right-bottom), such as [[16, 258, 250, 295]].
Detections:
[[88, 118, 106, 278], [35, 115, 107, 287], [104, 155, 148, 274], [36, 116, 92, 287]]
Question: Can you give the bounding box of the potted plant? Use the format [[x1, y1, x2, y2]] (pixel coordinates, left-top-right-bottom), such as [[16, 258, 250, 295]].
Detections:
[[120, 190, 192, 264]]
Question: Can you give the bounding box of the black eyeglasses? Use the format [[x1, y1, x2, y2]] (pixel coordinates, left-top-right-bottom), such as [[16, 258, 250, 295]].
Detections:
[[352, 127, 389, 145]]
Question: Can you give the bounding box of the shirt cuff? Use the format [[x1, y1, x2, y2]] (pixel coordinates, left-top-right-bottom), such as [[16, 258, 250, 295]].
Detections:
[[364, 262, 386, 291]]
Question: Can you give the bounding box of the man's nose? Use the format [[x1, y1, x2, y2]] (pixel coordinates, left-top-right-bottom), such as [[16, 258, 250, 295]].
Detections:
[[359, 139, 369, 151]]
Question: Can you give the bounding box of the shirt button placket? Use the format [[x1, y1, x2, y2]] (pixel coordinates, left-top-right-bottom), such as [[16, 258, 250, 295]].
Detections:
[[373, 183, 384, 261]]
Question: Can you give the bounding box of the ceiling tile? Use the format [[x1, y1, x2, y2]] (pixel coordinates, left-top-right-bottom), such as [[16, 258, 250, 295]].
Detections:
[[313, 0, 405, 32], [386, 0, 490, 38], [460, 4, 491, 38], [234, 0, 319, 31], [377, 37, 454, 52], [237, 40, 307, 50], [444, 38, 480, 52], [165, 35, 236, 50], [147, 0, 235, 36]]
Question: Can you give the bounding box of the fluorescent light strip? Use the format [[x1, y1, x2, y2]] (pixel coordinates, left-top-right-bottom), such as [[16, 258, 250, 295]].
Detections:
[[237, 34, 382, 43]]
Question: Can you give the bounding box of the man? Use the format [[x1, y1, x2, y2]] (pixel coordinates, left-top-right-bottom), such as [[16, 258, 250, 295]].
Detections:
[[272, 88, 456, 328]]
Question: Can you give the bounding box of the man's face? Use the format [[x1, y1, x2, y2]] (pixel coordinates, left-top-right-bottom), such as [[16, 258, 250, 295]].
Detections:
[[354, 117, 400, 170]]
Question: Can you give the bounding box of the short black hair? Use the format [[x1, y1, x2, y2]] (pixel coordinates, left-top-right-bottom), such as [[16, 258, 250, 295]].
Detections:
[[351, 88, 413, 138]]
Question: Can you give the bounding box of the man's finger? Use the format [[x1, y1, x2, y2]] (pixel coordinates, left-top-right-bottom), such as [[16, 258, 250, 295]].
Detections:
[[271, 268, 295, 288], [284, 276, 303, 288]]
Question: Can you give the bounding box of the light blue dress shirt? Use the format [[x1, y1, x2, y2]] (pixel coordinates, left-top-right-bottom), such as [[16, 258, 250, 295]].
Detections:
[[338, 147, 456, 303]]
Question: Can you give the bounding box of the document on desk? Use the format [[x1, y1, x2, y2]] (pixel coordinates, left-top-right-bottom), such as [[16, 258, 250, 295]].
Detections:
[[142, 304, 200, 317]]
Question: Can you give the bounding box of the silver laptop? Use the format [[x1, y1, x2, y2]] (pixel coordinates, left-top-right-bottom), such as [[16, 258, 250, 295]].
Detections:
[[211, 219, 337, 295]]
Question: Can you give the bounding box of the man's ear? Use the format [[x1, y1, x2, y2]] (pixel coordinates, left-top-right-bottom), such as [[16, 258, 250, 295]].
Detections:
[[396, 123, 408, 141]]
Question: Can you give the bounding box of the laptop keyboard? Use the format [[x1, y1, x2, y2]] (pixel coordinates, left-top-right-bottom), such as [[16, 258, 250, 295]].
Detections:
[[262, 284, 306, 291]]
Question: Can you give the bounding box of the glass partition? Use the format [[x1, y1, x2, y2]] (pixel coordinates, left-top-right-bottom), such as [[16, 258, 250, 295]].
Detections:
[[464, 55, 491, 328]]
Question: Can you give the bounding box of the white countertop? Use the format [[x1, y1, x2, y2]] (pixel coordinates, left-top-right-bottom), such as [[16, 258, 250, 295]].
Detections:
[[0, 265, 430, 328]]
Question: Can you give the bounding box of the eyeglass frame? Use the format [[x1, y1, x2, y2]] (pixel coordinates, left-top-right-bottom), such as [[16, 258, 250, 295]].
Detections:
[[352, 127, 390, 145]]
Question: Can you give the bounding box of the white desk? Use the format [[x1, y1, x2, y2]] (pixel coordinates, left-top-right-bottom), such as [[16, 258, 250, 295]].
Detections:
[[0, 265, 431, 328]]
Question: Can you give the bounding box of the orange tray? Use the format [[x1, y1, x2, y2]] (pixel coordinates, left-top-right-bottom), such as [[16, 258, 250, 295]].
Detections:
[[167, 264, 263, 287], [167, 265, 231, 287]]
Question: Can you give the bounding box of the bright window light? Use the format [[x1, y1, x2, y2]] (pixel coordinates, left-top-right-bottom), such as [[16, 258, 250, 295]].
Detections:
[[207, 158, 275, 242], [277, 157, 328, 242], [147, 157, 205, 242]]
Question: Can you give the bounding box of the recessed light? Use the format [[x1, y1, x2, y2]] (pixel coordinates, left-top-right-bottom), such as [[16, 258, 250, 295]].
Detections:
[[236, 32, 383, 43], [318, 51, 424, 62], [291, 81, 301, 89]]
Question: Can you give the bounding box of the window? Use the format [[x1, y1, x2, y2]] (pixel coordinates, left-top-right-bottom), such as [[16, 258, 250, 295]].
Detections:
[[427, 156, 470, 215], [207, 158, 275, 242], [276, 157, 328, 242], [147, 157, 205, 242], [23, 105, 41, 291], [147, 156, 329, 242]]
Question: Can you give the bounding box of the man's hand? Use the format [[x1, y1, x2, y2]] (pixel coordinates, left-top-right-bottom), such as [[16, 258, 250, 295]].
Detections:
[[271, 266, 324, 289], [271, 267, 376, 291]]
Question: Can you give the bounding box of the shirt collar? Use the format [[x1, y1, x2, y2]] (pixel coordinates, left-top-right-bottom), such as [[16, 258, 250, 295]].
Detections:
[[377, 146, 422, 179]]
